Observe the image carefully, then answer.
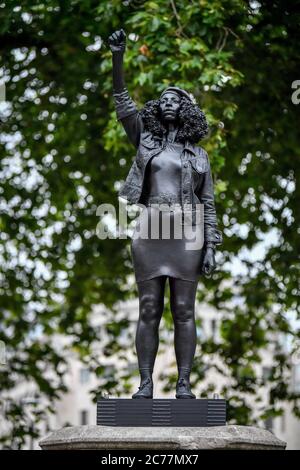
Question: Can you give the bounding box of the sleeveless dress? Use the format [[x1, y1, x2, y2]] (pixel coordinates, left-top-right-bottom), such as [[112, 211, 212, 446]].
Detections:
[[131, 140, 204, 283]]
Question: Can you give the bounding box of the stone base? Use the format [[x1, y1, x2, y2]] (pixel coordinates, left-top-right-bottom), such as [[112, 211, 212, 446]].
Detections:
[[39, 425, 286, 450]]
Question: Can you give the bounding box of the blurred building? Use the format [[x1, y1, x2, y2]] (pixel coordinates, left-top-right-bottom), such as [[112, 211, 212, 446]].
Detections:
[[2, 298, 300, 449]]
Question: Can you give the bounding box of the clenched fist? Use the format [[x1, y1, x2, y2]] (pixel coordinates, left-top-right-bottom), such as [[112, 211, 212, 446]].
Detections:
[[202, 247, 216, 276], [108, 29, 126, 53]]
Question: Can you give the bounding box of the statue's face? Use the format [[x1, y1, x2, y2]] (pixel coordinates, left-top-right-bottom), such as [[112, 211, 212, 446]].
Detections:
[[159, 92, 181, 123]]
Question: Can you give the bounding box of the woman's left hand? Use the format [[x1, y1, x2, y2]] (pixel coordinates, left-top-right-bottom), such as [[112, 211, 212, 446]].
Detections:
[[202, 247, 216, 276]]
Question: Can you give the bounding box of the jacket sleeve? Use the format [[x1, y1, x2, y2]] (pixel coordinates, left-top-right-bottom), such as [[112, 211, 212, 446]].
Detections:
[[196, 153, 223, 247], [113, 87, 143, 149]]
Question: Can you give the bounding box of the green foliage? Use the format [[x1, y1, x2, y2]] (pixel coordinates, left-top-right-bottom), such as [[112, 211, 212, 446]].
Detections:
[[0, 0, 299, 446]]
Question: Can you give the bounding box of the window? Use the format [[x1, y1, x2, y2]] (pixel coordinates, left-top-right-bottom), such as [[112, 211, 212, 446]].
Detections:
[[128, 362, 138, 373], [265, 417, 273, 432], [211, 319, 217, 339], [262, 367, 272, 381], [80, 410, 89, 426], [79, 367, 90, 385], [293, 364, 300, 393], [281, 412, 286, 433], [196, 326, 203, 340]]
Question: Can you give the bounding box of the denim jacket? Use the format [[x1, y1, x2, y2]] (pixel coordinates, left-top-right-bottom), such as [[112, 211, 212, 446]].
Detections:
[[113, 88, 222, 246]]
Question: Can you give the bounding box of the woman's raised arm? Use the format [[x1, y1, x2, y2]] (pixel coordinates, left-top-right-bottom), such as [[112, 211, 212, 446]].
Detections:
[[108, 29, 143, 148]]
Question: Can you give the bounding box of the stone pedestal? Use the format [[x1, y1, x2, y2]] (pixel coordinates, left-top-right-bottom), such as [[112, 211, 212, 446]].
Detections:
[[39, 425, 286, 450]]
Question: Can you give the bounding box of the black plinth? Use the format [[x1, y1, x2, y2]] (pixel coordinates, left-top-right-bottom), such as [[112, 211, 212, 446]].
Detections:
[[97, 398, 226, 427]]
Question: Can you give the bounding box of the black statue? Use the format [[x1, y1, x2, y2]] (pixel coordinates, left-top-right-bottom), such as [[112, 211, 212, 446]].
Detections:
[[109, 29, 222, 399]]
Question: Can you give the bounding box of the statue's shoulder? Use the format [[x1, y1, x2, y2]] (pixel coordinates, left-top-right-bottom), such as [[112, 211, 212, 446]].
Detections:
[[140, 130, 153, 140], [195, 144, 208, 160], [139, 130, 163, 149], [189, 144, 209, 174]]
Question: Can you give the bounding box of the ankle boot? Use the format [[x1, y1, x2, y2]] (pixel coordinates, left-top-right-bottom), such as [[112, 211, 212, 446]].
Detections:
[[132, 377, 153, 399], [175, 377, 196, 399]]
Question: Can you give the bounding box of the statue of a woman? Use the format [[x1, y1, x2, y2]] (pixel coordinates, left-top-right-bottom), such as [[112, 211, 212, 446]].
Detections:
[[109, 29, 222, 399]]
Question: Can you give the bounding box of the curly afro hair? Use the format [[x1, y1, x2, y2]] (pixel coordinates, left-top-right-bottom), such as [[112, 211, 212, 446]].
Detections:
[[139, 96, 208, 144]]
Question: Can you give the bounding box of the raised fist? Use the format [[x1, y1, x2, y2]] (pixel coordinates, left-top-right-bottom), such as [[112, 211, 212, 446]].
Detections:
[[108, 29, 126, 53]]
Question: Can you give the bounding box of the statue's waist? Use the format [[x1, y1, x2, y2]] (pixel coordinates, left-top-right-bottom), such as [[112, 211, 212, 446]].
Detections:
[[144, 192, 182, 209]]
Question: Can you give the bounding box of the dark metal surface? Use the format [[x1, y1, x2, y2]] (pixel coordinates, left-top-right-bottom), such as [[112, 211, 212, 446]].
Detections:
[[108, 29, 223, 400], [97, 398, 226, 427]]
